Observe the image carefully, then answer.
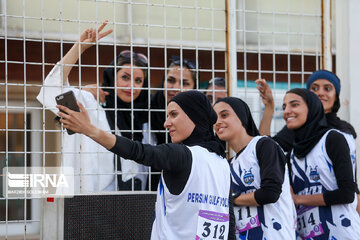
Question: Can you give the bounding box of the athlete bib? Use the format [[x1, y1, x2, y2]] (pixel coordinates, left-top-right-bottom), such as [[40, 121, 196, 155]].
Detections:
[[234, 206, 260, 233], [296, 205, 324, 239], [196, 210, 229, 240]]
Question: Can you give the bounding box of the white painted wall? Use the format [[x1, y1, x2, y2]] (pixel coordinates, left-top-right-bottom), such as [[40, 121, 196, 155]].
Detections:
[[336, 0, 360, 184], [1, 0, 324, 51]]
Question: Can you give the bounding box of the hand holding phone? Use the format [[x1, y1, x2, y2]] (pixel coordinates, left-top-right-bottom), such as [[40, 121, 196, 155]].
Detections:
[[55, 91, 80, 135]]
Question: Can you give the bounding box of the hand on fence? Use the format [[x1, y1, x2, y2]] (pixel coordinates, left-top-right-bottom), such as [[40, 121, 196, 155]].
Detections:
[[78, 20, 113, 52]]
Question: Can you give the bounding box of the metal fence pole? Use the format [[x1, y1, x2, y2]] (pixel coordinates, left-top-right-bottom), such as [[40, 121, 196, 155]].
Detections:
[[226, 0, 237, 97], [322, 0, 332, 70]]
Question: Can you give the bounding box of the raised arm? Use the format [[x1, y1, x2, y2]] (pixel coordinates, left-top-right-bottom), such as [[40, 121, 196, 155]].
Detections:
[[60, 20, 113, 84], [56, 102, 191, 172], [57, 101, 116, 148], [83, 84, 109, 104], [256, 79, 274, 136]]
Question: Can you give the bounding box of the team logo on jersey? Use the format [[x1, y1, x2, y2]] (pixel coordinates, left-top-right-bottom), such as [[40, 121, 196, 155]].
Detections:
[[243, 168, 254, 185], [309, 166, 320, 182]]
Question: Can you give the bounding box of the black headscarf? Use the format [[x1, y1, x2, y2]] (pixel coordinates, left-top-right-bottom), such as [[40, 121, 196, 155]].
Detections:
[[326, 112, 357, 139], [150, 90, 167, 144], [170, 90, 225, 157], [215, 97, 260, 137], [102, 55, 148, 141], [288, 88, 330, 158], [272, 126, 295, 153]]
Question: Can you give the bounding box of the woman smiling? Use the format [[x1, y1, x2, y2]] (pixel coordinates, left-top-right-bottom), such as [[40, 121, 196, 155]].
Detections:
[[284, 88, 360, 239], [56, 90, 235, 240]]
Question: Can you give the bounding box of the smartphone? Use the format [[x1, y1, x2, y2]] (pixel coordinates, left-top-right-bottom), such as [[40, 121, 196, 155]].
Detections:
[[55, 91, 80, 135]]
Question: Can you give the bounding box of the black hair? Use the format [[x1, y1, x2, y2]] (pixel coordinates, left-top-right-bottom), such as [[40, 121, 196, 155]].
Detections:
[[116, 55, 148, 81], [332, 94, 341, 113], [162, 57, 198, 89], [168, 62, 197, 85], [102, 52, 149, 141], [207, 77, 225, 89]]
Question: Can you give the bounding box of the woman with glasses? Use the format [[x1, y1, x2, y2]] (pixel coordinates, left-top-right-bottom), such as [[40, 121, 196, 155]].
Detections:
[[37, 21, 150, 192], [149, 56, 198, 190]]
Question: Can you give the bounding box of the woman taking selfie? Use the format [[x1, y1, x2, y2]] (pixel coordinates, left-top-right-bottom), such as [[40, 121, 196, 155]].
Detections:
[[57, 90, 235, 240]]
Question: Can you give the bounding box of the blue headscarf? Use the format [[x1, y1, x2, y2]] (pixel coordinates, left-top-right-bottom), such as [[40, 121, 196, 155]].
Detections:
[[306, 70, 341, 95]]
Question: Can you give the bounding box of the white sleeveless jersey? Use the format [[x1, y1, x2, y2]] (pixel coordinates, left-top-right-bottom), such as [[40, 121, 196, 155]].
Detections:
[[231, 136, 296, 240], [340, 131, 357, 179], [151, 145, 231, 240], [290, 129, 360, 240]]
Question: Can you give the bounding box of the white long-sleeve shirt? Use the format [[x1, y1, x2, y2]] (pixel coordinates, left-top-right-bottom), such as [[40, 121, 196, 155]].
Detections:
[[37, 63, 150, 193]]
